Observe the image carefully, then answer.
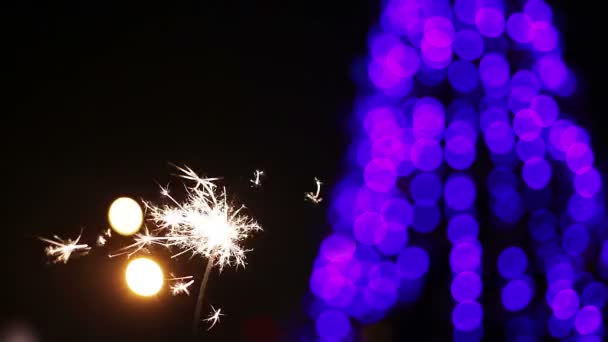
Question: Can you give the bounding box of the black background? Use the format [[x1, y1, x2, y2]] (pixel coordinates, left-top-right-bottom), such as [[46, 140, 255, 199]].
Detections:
[[1, 0, 607, 341]]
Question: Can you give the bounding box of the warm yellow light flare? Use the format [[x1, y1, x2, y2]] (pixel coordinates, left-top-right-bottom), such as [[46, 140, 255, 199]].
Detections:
[[108, 197, 143, 236], [125, 258, 164, 297]]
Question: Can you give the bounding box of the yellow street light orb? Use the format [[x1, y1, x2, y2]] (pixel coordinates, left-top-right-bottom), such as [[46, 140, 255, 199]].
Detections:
[[108, 197, 143, 236], [125, 257, 164, 297]]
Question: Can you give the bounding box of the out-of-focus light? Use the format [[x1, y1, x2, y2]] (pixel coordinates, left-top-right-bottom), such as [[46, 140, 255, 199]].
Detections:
[[522, 157, 552, 190], [424, 16, 455, 47], [381, 198, 413, 225], [574, 168, 602, 198], [551, 289, 580, 320], [364, 158, 397, 192], [575, 306, 602, 335], [455, 0, 476, 25], [566, 143, 594, 175], [413, 97, 445, 140], [507, 13, 534, 43], [444, 174, 476, 210], [452, 301, 483, 331], [320, 235, 357, 263], [412, 203, 441, 233], [448, 214, 479, 243], [562, 224, 590, 256], [316, 310, 351, 341], [454, 29, 484, 61], [582, 282, 608, 308], [524, 0, 552, 23], [397, 247, 430, 280], [484, 122, 515, 154], [548, 314, 574, 339], [108, 197, 144, 236], [374, 222, 408, 256], [532, 22, 558, 52], [498, 246, 528, 280], [450, 243, 481, 273], [411, 139, 444, 171], [354, 212, 383, 245], [475, 7, 505, 38], [410, 172, 443, 204], [421, 38, 453, 68], [451, 272, 482, 302], [448, 60, 479, 93], [513, 109, 542, 141], [537, 54, 567, 91], [125, 257, 164, 297], [501, 279, 533, 312], [516, 138, 545, 162], [480, 106, 509, 131], [529, 209, 557, 242], [480, 53, 510, 88], [568, 194, 596, 222], [530, 95, 558, 127], [445, 135, 476, 170]]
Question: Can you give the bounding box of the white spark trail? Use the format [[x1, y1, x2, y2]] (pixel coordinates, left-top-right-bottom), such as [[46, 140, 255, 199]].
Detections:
[[39, 233, 91, 264], [305, 177, 323, 204], [204, 306, 224, 330], [250, 170, 264, 188]]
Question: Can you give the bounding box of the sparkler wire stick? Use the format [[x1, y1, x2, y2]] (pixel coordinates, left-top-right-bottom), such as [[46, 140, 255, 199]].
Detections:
[[193, 257, 215, 335]]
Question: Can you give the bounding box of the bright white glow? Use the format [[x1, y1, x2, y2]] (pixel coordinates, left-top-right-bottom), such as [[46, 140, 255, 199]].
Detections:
[[108, 197, 143, 236], [125, 258, 164, 297]]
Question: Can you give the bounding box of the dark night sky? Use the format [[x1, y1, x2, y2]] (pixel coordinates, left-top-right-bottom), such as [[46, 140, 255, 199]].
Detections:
[[1, 1, 608, 341]]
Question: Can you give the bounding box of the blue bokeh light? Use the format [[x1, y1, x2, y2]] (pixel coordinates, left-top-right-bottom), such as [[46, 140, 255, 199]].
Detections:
[[562, 224, 590, 256], [364, 158, 397, 192], [413, 97, 445, 140], [566, 143, 594, 175], [575, 306, 602, 335], [530, 95, 559, 127], [548, 314, 574, 339], [450, 242, 482, 273], [507, 13, 534, 43], [525, 0, 552, 23], [374, 222, 408, 256], [522, 157, 552, 190], [448, 214, 479, 243], [412, 203, 442, 233], [574, 168, 602, 198], [354, 212, 382, 245], [451, 271, 482, 302], [452, 301, 483, 331], [479, 53, 510, 89], [498, 246, 528, 279], [321, 234, 357, 263], [551, 289, 580, 320], [448, 60, 479, 93], [454, 29, 484, 62], [513, 109, 542, 141], [424, 16, 455, 47], [582, 282, 608, 309], [411, 138, 444, 171], [316, 310, 352, 341], [445, 174, 476, 210], [532, 22, 558, 52], [516, 138, 546, 162], [397, 247, 430, 280], [501, 279, 533, 312], [381, 198, 413, 225], [475, 7, 505, 38], [410, 172, 443, 204], [484, 122, 515, 154]]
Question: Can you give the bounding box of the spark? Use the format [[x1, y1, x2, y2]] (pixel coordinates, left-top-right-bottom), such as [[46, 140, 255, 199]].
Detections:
[[305, 177, 323, 204], [250, 170, 264, 188], [204, 306, 224, 330], [96, 235, 106, 247], [113, 166, 262, 271], [39, 233, 91, 264], [104, 228, 112, 237], [170, 276, 195, 296]]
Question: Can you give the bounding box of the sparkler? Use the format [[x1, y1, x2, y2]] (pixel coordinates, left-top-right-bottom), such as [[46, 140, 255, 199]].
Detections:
[[169, 276, 195, 296], [305, 177, 323, 204], [39, 233, 91, 264], [250, 170, 264, 188], [96, 235, 107, 247], [204, 305, 224, 330], [110, 165, 261, 334]]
